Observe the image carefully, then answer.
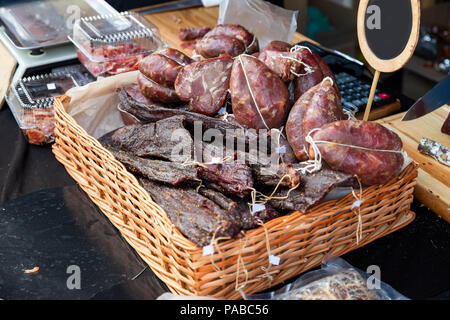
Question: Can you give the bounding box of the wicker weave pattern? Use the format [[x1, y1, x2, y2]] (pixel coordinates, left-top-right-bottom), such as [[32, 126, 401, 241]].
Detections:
[[52, 95, 418, 299]]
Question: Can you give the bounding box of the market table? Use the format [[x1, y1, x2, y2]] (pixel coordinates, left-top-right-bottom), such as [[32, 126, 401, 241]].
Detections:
[[0, 5, 450, 300]]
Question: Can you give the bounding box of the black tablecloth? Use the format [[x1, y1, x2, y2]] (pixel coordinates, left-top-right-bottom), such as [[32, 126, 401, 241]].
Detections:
[[1, 105, 449, 300]]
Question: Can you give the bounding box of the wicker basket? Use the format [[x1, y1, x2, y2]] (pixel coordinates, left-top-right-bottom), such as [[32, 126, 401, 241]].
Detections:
[[52, 94, 418, 299]]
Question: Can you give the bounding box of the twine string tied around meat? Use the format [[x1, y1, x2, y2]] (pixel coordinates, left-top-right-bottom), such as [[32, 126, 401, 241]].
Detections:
[[299, 126, 405, 175], [351, 176, 364, 245], [244, 35, 257, 54], [248, 174, 300, 212], [238, 54, 271, 131], [279, 54, 314, 77], [181, 155, 233, 168]]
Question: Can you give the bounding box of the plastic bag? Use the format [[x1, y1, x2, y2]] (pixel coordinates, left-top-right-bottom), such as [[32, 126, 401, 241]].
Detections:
[[244, 255, 408, 300], [157, 293, 218, 300], [218, 0, 298, 49]]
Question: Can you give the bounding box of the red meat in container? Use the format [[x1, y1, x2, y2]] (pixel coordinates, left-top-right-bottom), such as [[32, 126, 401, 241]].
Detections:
[[175, 55, 233, 116], [77, 42, 146, 77], [286, 78, 344, 161], [230, 55, 290, 129], [139, 48, 193, 87], [309, 120, 405, 185], [20, 107, 55, 145]]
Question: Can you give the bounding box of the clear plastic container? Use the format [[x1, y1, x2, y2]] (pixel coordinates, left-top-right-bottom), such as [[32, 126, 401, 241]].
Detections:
[[6, 72, 80, 145], [0, 0, 118, 49], [69, 11, 167, 77]]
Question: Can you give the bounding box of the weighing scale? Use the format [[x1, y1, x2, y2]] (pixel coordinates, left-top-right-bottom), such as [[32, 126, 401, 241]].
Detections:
[[0, 0, 118, 87]]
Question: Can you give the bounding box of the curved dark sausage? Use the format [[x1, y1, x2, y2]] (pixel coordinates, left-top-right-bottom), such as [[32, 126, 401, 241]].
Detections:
[[205, 24, 259, 54], [258, 50, 305, 82], [137, 72, 180, 104], [139, 48, 192, 87], [262, 40, 291, 53], [195, 35, 245, 58], [310, 120, 404, 185], [286, 79, 343, 161], [293, 49, 340, 101], [230, 55, 289, 129], [179, 27, 211, 41]]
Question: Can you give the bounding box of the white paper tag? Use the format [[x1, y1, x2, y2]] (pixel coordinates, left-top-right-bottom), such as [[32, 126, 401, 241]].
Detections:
[[351, 200, 361, 209], [269, 255, 280, 266], [47, 83, 56, 90], [276, 146, 286, 154], [252, 203, 266, 214], [210, 157, 221, 164], [203, 244, 214, 256]]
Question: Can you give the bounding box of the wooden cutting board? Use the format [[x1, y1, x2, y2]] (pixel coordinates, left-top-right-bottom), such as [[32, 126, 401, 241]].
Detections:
[[0, 42, 16, 109], [378, 105, 450, 222]]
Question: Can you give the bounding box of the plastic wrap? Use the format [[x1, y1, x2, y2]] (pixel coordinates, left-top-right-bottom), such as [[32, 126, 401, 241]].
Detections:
[[218, 0, 298, 49], [244, 255, 408, 300], [6, 72, 80, 145], [70, 12, 167, 77]]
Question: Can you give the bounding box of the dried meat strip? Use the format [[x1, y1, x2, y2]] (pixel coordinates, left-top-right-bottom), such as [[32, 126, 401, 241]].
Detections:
[[111, 115, 193, 161], [139, 179, 241, 246], [119, 87, 238, 130], [198, 187, 281, 230], [237, 201, 281, 230], [269, 165, 356, 213], [118, 87, 260, 147], [197, 161, 254, 198], [252, 163, 301, 189], [110, 149, 199, 186]]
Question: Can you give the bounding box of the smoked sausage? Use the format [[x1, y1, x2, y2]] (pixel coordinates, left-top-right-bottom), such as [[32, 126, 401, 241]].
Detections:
[[293, 48, 340, 101], [286, 78, 344, 161], [204, 24, 259, 54], [262, 40, 291, 53], [137, 72, 181, 104], [230, 55, 290, 129], [195, 35, 245, 58], [309, 120, 404, 185], [258, 49, 305, 82], [179, 27, 211, 41], [175, 55, 233, 116], [139, 48, 192, 87]]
